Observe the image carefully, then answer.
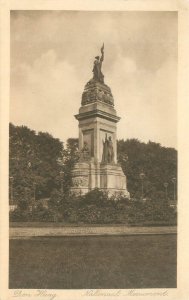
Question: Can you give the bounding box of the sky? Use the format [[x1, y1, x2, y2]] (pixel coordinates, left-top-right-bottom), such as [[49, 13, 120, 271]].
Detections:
[[10, 11, 177, 148]]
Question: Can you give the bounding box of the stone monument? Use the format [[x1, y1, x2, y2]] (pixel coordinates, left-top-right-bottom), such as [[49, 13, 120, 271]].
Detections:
[[70, 44, 130, 198]]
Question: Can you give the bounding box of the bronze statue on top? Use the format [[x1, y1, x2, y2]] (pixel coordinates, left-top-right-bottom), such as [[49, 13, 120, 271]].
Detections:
[[93, 44, 104, 83], [81, 43, 115, 106]]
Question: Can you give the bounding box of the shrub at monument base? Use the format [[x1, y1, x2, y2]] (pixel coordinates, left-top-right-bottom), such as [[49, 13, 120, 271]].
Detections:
[[10, 206, 55, 222], [10, 188, 176, 225]]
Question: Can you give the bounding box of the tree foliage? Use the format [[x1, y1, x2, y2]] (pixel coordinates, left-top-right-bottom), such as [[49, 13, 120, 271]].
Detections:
[[9, 123, 63, 202], [60, 138, 79, 192], [117, 139, 177, 199]]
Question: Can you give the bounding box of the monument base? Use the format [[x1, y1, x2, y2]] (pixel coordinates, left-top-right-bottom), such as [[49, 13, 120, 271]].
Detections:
[[70, 161, 130, 198]]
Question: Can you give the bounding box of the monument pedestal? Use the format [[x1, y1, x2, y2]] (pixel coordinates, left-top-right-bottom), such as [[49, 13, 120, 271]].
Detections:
[[70, 160, 130, 198], [100, 164, 130, 197]]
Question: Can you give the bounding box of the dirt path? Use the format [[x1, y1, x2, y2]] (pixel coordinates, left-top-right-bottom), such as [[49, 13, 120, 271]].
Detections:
[[10, 225, 177, 238]]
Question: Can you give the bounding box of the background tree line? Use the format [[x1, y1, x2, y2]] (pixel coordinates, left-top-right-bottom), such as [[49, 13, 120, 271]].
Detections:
[[9, 123, 79, 202], [117, 139, 177, 200], [9, 123, 177, 224]]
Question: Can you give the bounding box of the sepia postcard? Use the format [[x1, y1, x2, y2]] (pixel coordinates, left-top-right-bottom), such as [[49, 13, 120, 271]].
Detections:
[[1, 0, 189, 300]]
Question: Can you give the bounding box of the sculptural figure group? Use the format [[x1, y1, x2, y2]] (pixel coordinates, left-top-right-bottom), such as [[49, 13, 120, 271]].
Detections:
[[102, 134, 114, 164]]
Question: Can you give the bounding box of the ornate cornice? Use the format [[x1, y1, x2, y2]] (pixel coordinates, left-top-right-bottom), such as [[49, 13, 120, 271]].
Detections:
[[75, 109, 120, 123]]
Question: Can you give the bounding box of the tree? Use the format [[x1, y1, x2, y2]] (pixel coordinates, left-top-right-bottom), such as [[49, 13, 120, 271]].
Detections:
[[117, 139, 177, 200], [60, 138, 79, 192], [9, 123, 63, 203]]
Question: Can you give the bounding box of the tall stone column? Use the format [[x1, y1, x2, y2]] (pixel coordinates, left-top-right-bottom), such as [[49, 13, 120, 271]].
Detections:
[[70, 46, 130, 198]]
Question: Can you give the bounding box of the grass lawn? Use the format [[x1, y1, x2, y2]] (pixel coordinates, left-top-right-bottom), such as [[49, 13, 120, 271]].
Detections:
[[9, 234, 176, 289]]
